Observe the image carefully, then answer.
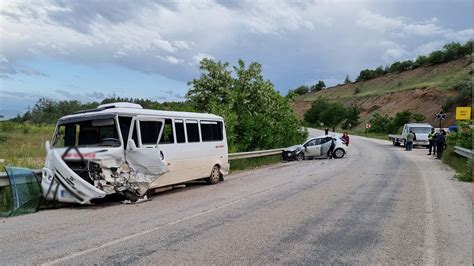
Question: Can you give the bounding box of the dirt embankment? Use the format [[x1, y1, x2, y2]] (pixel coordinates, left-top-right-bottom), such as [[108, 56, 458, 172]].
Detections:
[[292, 59, 470, 128]]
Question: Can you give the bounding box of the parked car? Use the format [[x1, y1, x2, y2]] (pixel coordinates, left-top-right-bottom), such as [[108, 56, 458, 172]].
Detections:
[[282, 135, 348, 161]]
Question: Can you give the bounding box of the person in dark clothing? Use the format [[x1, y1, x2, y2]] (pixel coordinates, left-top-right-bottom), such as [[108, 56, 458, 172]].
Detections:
[[427, 128, 437, 155], [324, 127, 329, 135], [327, 137, 336, 159], [405, 130, 415, 151], [436, 129, 446, 159]]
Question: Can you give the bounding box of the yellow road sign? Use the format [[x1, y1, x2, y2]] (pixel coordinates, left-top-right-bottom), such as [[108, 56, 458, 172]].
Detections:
[[455, 107, 471, 120]]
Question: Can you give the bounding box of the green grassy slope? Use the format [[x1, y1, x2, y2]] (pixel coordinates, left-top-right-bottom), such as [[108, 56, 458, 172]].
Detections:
[[292, 58, 472, 128]]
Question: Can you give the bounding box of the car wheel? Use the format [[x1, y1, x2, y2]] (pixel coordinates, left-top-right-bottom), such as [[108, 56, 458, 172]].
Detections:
[[296, 152, 304, 161], [333, 148, 345, 158], [207, 165, 221, 185]]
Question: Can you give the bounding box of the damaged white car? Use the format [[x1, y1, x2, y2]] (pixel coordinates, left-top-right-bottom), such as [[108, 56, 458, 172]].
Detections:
[[42, 102, 229, 204]]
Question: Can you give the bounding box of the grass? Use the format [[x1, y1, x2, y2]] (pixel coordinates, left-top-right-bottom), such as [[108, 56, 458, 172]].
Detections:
[[0, 122, 54, 170], [230, 154, 282, 173], [442, 147, 472, 182]]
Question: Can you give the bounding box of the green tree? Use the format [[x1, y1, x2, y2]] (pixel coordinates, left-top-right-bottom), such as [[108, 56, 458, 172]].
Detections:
[[342, 106, 361, 129], [186, 59, 233, 112], [187, 59, 307, 152], [304, 97, 348, 131], [344, 75, 351, 84], [443, 42, 463, 61], [413, 55, 428, 68], [427, 50, 445, 64], [368, 113, 392, 133], [293, 85, 309, 95], [310, 80, 326, 92]]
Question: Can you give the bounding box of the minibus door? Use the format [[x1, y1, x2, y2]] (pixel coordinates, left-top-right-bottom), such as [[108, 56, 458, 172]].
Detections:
[[125, 116, 169, 176]]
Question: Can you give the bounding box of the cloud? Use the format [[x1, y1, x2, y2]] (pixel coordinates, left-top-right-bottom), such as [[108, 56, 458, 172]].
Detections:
[[0, 0, 472, 92], [356, 9, 445, 37], [54, 89, 106, 102], [0, 89, 44, 99], [193, 53, 214, 64], [162, 89, 184, 100], [157, 55, 185, 65]]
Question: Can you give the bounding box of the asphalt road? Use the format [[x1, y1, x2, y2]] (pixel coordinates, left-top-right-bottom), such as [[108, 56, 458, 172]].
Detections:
[[0, 129, 471, 264]]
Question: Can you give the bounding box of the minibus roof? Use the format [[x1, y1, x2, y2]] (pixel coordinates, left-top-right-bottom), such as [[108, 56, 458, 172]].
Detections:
[[58, 106, 223, 124]]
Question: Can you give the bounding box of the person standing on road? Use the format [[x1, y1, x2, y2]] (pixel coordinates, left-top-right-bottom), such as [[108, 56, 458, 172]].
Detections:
[[405, 130, 414, 151], [427, 128, 437, 155], [325, 127, 329, 135], [436, 129, 446, 159], [341, 132, 350, 146], [327, 136, 336, 159]]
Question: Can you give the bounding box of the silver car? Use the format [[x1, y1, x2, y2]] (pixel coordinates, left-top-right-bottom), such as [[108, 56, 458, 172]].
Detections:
[[282, 136, 348, 161]]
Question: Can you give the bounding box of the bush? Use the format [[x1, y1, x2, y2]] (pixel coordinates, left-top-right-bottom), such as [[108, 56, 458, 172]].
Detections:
[[369, 113, 392, 133], [368, 110, 427, 133], [187, 59, 307, 152], [446, 121, 473, 149], [354, 87, 361, 94]]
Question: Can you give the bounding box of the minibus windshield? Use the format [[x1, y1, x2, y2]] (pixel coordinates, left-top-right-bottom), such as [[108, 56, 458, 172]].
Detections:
[[53, 118, 121, 148]]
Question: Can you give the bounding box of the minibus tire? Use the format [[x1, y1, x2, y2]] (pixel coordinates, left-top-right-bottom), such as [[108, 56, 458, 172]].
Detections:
[[207, 165, 221, 185], [123, 190, 139, 202]]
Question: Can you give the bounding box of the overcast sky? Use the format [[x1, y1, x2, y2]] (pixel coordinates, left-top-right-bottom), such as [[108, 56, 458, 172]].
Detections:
[[0, 0, 473, 118]]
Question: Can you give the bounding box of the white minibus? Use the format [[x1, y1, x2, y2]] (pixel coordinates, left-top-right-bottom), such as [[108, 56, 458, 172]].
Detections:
[[41, 102, 229, 204]]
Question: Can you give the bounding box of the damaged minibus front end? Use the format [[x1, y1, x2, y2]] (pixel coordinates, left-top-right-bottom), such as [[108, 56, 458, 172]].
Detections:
[[42, 113, 168, 204]]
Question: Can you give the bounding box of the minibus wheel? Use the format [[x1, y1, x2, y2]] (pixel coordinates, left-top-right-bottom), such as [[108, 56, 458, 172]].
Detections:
[[207, 165, 221, 185]]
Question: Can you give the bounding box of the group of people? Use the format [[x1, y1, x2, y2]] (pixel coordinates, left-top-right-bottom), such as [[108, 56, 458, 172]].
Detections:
[[405, 128, 447, 159], [428, 128, 447, 159]]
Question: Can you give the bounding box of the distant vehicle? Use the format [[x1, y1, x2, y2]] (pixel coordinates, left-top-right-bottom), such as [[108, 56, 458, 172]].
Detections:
[[282, 135, 348, 161], [388, 123, 432, 147], [41, 102, 229, 204]]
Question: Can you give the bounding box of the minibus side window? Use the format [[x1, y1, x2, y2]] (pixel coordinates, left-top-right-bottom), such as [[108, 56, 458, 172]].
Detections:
[[200, 121, 223, 142], [212, 121, 223, 141], [200, 121, 213, 142], [159, 119, 174, 144], [175, 119, 186, 143], [140, 121, 162, 145], [186, 120, 200, 143]]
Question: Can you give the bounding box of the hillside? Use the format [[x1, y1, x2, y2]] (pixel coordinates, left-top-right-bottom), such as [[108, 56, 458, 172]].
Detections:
[[292, 58, 472, 128]]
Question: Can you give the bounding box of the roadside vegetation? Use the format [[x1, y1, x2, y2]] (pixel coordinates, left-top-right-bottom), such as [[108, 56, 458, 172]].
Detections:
[[303, 97, 361, 131], [0, 122, 54, 169], [366, 110, 426, 134], [442, 122, 472, 182]]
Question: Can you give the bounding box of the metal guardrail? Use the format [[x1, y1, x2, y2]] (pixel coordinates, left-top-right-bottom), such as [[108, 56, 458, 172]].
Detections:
[[0, 169, 42, 187], [0, 149, 284, 186], [0, 169, 41, 187], [228, 148, 283, 160], [453, 146, 472, 159]]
